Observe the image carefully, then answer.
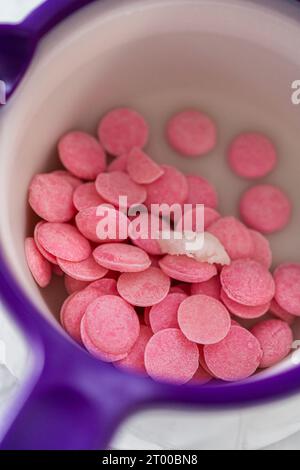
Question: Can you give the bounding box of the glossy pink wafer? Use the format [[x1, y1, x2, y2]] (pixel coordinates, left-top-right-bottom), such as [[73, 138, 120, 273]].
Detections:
[[166, 110, 217, 157], [57, 255, 108, 281], [220, 288, 270, 319], [178, 295, 231, 345], [208, 216, 254, 260], [221, 259, 275, 307], [126, 147, 163, 184], [144, 328, 199, 384], [83, 295, 140, 355], [251, 319, 293, 368], [95, 171, 147, 207], [98, 108, 149, 156], [29, 173, 76, 222], [149, 293, 187, 333], [204, 326, 262, 381], [240, 184, 292, 234], [25, 238, 52, 288], [274, 263, 300, 316], [37, 222, 91, 262], [117, 267, 170, 307], [58, 131, 106, 180], [93, 243, 151, 272], [115, 325, 153, 372], [159, 255, 217, 283]]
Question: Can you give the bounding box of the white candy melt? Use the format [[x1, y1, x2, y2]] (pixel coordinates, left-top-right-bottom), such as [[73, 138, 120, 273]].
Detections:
[[158, 231, 230, 266]]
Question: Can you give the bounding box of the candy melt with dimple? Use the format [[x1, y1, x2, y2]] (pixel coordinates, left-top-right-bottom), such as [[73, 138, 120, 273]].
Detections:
[[25, 105, 297, 385]]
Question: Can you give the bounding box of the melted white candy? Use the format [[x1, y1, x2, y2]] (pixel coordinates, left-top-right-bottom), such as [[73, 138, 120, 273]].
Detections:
[[158, 231, 231, 266]]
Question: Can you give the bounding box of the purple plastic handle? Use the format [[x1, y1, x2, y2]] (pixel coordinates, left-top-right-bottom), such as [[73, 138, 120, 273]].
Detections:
[[0, 0, 99, 99], [2, 0, 300, 450]]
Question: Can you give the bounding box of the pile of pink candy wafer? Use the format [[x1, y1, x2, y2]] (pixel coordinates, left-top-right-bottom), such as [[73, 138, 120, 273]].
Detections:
[[25, 107, 299, 385]]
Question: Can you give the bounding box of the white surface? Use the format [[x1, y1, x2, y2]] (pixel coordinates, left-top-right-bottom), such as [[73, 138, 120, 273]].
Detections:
[[1, 0, 300, 450]]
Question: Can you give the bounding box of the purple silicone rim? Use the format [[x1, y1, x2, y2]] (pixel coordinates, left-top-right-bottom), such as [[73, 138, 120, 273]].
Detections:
[[1, 0, 300, 450]]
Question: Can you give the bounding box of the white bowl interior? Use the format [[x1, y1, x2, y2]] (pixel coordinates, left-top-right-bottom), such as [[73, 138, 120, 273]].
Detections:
[[1, 0, 300, 379]]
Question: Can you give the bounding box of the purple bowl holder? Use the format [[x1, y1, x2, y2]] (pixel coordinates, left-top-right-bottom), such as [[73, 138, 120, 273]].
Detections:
[[1, 0, 300, 450]]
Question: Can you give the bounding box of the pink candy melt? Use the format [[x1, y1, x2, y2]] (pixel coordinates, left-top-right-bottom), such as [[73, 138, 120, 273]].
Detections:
[[251, 319, 293, 368], [83, 295, 140, 355], [64, 275, 90, 295], [166, 110, 217, 157], [37, 222, 91, 262], [191, 276, 221, 300], [76, 205, 129, 243], [270, 299, 295, 325], [204, 326, 262, 381], [107, 154, 128, 172], [60, 280, 117, 343], [117, 267, 170, 307], [191, 365, 213, 385], [220, 289, 270, 319], [57, 255, 108, 281], [73, 183, 105, 211], [149, 293, 187, 333], [185, 175, 218, 208], [228, 132, 277, 179], [128, 213, 166, 256], [126, 147, 164, 184], [52, 170, 82, 189], [178, 295, 231, 345], [221, 259, 275, 307], [98, 108, 149, 156], [144, 328, 199, 384], [25, 238, 52, 288], [93, 243, 151, 272], [96, 171, 147, 207], [58, 131, 106, 180], [274, 263, 300, 316], [145, 165, 188, 208], [240, 184, 292, 234], [29, 173, 76, 223], [81, 317, 127, 363], [159, 255, 217, 283], [249, 230, 272, 269], [26, 104, 298, 385], [34, 222, 57, 264], [175, 206, 220, 233], [116, 325, 153, 372], [208, 216, 254, 260]]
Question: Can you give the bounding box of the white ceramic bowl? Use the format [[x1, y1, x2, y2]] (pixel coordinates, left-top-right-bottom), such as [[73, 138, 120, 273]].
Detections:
[[2, 0, 300, 449]]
